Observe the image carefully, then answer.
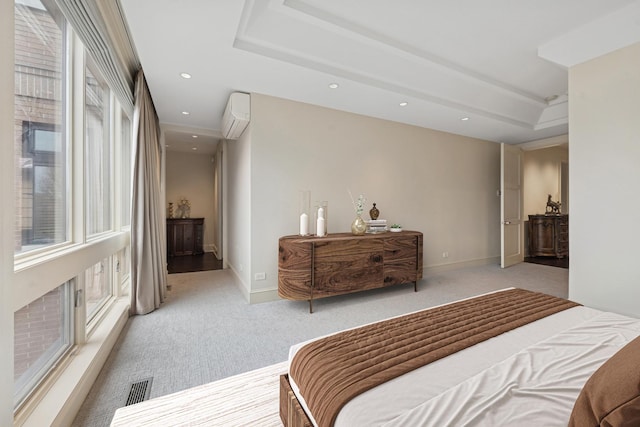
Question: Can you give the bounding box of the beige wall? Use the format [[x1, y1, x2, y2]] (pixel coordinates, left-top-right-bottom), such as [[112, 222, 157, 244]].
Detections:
[[229, 93, 502, 302], [211, 144, 223, 258], [225, 128, 252, 298], [165, 151, 216, 253], [523, 145, 568, 217], [568, 42, 640, 317]]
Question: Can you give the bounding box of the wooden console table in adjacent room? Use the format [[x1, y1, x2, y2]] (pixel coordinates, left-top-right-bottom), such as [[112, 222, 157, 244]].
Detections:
[[166, 218, 204, 257], [528, 214, 568, 258], [278, 231, 423, 312]]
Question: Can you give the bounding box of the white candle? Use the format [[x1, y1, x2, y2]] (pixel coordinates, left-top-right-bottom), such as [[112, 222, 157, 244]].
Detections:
[[316, 207, 325, 236], [299, 213, 309, 235], [317, 216, 325, 237]]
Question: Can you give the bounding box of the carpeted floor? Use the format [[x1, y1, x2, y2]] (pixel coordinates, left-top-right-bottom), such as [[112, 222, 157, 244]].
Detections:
[[72, 262, 568, 426]]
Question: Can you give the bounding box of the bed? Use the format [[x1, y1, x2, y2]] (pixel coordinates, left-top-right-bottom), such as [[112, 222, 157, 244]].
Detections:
[[279, 288, 640, 427]]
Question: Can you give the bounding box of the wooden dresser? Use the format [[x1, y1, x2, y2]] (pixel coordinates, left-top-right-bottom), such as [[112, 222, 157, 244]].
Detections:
[[278, 231, 423, 312], [166, 218, 204, 257], [528, 214, 568, 258]]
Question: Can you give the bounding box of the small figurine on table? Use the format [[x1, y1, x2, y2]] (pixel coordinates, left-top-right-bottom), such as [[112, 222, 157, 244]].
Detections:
[[545, 194, 561, 214], [178, 198, 191, 218]]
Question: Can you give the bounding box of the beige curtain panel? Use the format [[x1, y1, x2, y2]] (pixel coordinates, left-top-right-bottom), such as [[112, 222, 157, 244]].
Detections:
[[131, 69, 167, 315]]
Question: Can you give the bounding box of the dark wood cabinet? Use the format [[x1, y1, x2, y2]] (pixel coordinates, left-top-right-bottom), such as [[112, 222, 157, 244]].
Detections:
[[167, 218, 204, 257], [528, 214, 568, 258], [278, 231, 423, 312]]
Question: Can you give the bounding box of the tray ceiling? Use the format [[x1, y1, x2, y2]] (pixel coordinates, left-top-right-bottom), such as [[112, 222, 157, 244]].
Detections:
[[120, 0, 640, 150]]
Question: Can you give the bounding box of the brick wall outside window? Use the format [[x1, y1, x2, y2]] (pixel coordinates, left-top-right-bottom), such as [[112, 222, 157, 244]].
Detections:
[[14, 286, 64, 380]]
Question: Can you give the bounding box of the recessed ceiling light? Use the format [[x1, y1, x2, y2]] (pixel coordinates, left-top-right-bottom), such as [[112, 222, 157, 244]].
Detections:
[[192, 147, 197, 151], [180, 72, 192, 79], [461, 117, 470, 121], [399, 101, 408, 107], [181, 111, 190, 115], [328, 83, 339, 89], [192, 135, 198, 138]]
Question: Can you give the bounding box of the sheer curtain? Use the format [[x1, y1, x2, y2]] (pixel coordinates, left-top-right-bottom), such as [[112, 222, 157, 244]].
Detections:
[[48, 0, 137, 112], [130, 69, 166, 315]]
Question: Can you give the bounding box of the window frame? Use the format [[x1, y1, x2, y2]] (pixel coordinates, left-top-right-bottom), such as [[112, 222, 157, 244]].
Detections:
[[119, 109, 132, 230], [14, 0, 72, 260], [13, 280, 75, 411], [84, 256, 113, 327], [83, 56, 113, 239]]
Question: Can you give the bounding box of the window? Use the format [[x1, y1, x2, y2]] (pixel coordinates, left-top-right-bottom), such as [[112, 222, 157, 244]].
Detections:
[[121, 112, 132, 227], [85, 60, 111, 236], [14, 0, 69, 255], [10, 0, 133, 417], [117, 246, 131, 293], [14, 282, 74, 408], [23, 122, 66, 245], [85, 258, 112, 323]]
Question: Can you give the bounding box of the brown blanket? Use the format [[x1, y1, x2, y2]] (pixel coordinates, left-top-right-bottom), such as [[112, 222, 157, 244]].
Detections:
[[289, 289, 579, 427]]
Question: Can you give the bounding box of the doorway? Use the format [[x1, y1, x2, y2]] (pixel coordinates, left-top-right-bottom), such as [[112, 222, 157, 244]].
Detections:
[[521, 143, 569, 269], [163, 129, 225, 272]]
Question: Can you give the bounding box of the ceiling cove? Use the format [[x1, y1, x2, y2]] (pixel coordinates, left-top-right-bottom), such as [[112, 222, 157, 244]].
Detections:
[[233, 0, 567, 133]]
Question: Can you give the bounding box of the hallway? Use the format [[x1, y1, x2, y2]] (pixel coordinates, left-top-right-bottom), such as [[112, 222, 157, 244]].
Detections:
[[167, 253, 223, 274], [524, 256, 568, 269]]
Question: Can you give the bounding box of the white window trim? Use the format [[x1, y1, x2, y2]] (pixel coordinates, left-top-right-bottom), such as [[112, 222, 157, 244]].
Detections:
[[0, 1, 16, 424]]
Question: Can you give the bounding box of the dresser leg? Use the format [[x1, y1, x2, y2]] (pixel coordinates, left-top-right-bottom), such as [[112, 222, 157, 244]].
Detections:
[[309, 242, 315, 314], [414, 281, 417, 292]]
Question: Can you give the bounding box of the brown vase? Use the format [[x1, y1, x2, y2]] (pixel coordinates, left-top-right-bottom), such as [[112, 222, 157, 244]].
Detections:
[[369, 203, 379, 220]]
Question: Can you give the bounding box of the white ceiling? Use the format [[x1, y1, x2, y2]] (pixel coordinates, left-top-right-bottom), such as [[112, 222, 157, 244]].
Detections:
[[119, 0, 640, 153]]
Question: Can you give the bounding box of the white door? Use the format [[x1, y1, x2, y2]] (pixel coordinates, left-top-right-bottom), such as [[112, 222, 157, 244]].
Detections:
[[501, 143, 523, 268]]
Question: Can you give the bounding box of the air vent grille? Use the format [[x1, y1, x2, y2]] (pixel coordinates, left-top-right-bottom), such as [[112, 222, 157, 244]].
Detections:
[[125, 378, 153, 406]]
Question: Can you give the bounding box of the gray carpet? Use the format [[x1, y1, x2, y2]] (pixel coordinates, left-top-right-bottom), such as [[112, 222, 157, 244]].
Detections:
[[72, 262, 568, 426]]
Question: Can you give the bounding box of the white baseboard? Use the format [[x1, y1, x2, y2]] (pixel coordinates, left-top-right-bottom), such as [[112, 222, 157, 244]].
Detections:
[[248, 288, 279, 304], [423, 256, 500, 276], [226, 263, 279, 304], [227, 264, 250, 303]]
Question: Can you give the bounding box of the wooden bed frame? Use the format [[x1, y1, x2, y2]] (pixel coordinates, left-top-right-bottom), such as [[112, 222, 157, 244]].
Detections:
[[279, 374, 312, 427]]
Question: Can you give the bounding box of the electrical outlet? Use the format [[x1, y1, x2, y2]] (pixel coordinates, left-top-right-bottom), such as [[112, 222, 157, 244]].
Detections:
[[255, 272, 266, 280], [442, 252, 449, 258]]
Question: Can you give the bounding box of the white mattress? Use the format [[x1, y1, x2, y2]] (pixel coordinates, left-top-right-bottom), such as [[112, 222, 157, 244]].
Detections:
[[288, 295, 640, 426]]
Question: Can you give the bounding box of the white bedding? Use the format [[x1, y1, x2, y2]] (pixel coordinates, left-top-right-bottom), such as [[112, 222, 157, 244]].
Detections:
[[288, 297, 640, 427]]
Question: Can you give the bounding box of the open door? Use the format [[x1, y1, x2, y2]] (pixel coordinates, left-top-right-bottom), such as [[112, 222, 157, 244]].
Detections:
[[501, 143, 524, 268]]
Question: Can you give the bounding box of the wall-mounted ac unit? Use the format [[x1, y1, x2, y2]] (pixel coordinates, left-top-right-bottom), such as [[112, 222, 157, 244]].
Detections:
[[221, 92, 250, 140]]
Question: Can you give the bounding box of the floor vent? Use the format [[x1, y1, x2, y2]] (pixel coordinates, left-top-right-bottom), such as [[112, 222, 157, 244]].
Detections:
[[125, 378, 153, 406]]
